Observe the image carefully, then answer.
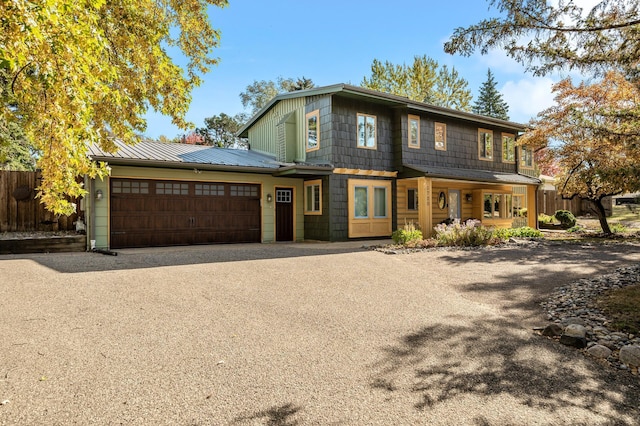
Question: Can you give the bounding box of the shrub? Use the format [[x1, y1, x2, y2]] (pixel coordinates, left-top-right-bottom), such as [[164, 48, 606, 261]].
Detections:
[[554, 210, 576, 228], [567, 225, 584, 233], [434, 219, 498, 247], [610, 223, 628, 234], [392, 221, 423, 245], [494, 227, 543, 240], [537, 213, 555, 225]]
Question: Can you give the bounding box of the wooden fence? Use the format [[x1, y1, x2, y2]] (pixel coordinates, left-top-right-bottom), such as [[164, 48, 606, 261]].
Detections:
[[537, 190, 612, 217], [0, 170, 78, 232]]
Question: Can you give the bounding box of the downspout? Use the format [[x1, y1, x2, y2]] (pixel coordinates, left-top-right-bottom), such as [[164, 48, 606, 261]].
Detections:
[[88, 176, 96, 250]]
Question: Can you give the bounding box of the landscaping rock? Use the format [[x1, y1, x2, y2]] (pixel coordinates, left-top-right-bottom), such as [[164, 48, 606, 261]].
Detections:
[[587, 344, 612, 359], [620, 345, 640, 368], [560, 324, 587, 348], [542, 323, 564, 337], [541, 265, 640, 373]]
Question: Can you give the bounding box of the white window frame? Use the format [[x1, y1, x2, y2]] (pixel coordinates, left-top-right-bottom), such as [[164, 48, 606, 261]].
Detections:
[[357, 113, 377, 149]]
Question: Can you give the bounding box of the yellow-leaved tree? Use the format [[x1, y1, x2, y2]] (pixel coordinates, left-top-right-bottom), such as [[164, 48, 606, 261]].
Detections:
[[520, 72, 640, 234], [0, 0, 227, 214]]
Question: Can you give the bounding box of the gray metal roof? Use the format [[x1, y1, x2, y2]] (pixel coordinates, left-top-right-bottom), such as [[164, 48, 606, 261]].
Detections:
[[87, 139, 282, 171], [237, 83, 528, 138], [404, 164, 541, 185]]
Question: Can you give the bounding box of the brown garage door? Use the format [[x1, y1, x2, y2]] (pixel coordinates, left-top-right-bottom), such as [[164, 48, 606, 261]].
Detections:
[[110, 179, 261, 248]]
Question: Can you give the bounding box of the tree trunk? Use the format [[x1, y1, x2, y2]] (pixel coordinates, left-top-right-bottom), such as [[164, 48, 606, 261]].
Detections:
[[591, 198, 611, 234]]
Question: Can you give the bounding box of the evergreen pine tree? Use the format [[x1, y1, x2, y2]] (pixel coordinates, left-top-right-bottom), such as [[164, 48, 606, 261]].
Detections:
[[472, 69, 510, 120]]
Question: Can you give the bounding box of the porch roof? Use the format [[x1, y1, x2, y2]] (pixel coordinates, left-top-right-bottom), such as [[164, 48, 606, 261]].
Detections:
[[403, 164, 541, 185]]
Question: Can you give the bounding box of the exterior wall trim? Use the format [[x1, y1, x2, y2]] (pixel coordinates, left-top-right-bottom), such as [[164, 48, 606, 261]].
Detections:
[[333, 168, 397, 177]]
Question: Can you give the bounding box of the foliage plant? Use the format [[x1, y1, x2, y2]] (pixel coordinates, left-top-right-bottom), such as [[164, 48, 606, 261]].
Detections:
[[610, 223, 628, 234], [554, 210, 576, 229], [537, 214, 555, 225], [433, 219, 498, 247], [361, 55, 472, 111], [392, 222, 423, 245], [493, 227, 543, 240], [1, 0, 227, 214]]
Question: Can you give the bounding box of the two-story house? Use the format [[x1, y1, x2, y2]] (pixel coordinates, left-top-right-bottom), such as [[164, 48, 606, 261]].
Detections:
[[85, 84, 538, 250]]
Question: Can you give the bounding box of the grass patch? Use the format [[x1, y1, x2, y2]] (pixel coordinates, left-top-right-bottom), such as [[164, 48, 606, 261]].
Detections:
[[596, 284, 640, 334]]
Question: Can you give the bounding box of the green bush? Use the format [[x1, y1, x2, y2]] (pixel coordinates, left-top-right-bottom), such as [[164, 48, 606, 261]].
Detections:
[[554, 210, 576, 228], [434, 219, 498, 247], [567, 225, 584, 233], [610, 223, 628, 234], [494, 227, 543, 239], [537, 213, 555, 225], [392, 222, 423, 245]]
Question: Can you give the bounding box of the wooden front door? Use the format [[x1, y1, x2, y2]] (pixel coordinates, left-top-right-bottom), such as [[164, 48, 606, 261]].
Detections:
[[275, 188, 294, 241]]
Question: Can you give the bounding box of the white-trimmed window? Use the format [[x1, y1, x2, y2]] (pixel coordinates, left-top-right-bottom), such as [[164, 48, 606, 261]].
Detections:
[[502, 134, 515, 163], [408, 115, 420, 149], [478, 129, 493, 160], [306, 110, 320, 152], [435, 122, 446, 151], [357, 113, 377, 149], [520, 146, 534, 168], [304, 179, 322, 215]]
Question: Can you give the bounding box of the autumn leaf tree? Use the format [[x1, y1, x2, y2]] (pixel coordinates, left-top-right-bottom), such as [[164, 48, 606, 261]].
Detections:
[[520, 72, 640, 234], [361, 55, 473, 111], [0, 0, 227, 214]]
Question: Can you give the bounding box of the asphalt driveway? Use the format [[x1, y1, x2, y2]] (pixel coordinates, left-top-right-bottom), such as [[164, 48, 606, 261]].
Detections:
[[1, 241, 640, 425]]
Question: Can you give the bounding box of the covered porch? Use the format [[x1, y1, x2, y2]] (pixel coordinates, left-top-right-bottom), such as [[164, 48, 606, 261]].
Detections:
[[397, 165, 539, 237]]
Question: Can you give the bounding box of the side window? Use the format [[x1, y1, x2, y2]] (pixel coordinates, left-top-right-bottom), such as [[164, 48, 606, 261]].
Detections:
[[304, 179, 322, 214], [407, 188, 418, 210], [502, 134, 515, 163], [408, 115, 420, 149], [435, 122, 446, 151], [306, 110, 320, 152], [520, 146, 534, 168], [478, 129, 493, 160], [357, 113, 377, 149]]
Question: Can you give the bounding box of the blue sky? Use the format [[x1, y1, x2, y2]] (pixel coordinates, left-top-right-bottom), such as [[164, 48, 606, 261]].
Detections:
[[144, 0, 586, 139]]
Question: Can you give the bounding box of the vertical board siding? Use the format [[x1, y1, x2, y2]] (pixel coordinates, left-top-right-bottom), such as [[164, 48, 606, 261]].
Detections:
[[248, 98, 305, 159], [0, 171, 78, 232]]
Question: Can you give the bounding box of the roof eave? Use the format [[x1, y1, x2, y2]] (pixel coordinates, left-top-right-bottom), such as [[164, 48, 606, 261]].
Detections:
[[91, 156, 279, 174]]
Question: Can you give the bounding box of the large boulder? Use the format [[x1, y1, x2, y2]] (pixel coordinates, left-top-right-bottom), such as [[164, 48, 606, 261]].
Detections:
[[560, 324, 587, 348], [619, 345, 640, 368]]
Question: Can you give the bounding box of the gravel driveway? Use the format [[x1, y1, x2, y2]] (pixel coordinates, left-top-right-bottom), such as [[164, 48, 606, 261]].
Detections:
[[1, 241, 640, 425]]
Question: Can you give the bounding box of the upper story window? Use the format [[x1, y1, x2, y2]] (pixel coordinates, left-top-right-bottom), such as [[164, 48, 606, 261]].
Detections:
[[408, 115, 420, 149], [478, 129, 493, 161], [306, 110, 320, 152], [520, 146, 534, 168], [435, 122, 447, 151], [502, 133, 515, 163], [357, 113, 377, 149]]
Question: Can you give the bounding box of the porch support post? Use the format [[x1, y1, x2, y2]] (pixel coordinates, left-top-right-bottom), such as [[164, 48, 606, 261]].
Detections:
[[418, 177, 432, 237], [527, 185, 538, 228]]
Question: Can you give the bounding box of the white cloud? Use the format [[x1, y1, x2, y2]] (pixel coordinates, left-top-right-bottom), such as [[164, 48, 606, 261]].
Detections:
[[502, 77, 557, 124]]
